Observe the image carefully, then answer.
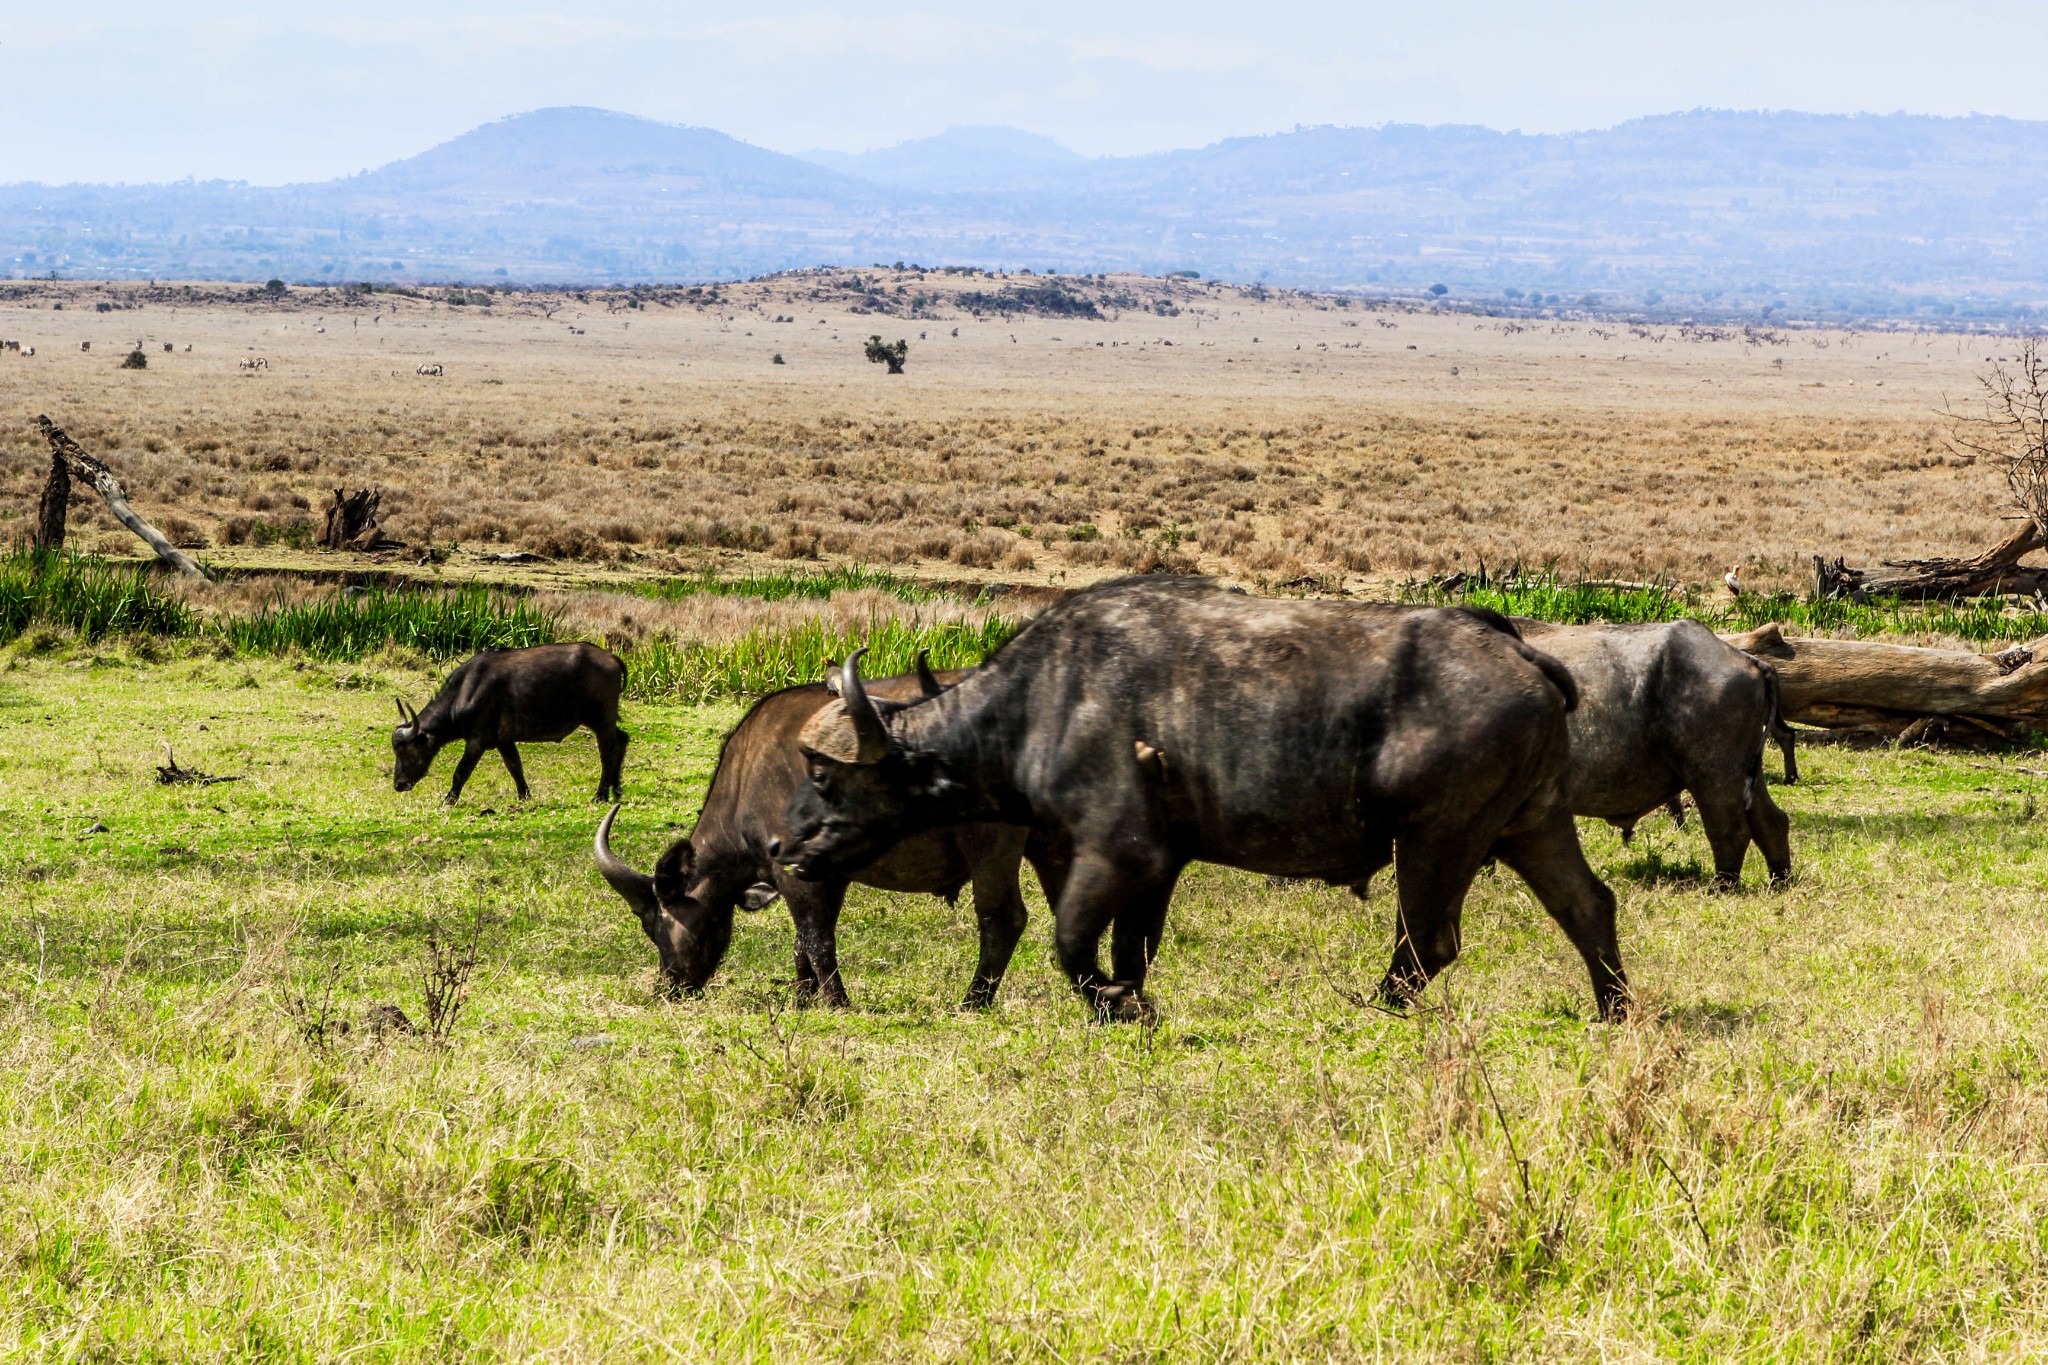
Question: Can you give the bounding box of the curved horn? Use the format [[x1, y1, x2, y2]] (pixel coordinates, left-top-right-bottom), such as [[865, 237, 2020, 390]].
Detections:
[[394, 698, 414, 725], [840, 649, 891, 762], [593, 804, 660, 920], [913, 648, 943, 698]]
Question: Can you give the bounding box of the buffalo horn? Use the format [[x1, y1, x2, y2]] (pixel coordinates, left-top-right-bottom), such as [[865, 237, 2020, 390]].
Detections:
[[839, 649, 891, 762], [913, 649, 943, 698], [394, 698, 413, 725], [593, 804, 660, 919]]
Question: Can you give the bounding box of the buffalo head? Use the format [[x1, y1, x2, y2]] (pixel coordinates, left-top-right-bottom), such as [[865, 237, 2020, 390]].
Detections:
[[777, 651, 958, 881], [592, 805, 779, 995], [390, 698, 437, 792]]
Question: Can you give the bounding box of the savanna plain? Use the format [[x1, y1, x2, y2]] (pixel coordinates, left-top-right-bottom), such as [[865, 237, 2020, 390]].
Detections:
[[6, 274, 2048, 1361]]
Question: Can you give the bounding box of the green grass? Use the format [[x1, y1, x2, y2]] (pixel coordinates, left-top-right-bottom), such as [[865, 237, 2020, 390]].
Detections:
[[1398, 571, 2048, 645], [615, 563, 949, 606], [0, 553, 1020, 702], [0, 548, 194, 642], [625, 612, 1025, 702], [219, 586, 560, 661], [5, 647, 2048, 1358]]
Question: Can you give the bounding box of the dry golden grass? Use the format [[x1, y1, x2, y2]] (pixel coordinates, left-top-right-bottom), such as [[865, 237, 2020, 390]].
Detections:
[[0, 271, 2022, 593]]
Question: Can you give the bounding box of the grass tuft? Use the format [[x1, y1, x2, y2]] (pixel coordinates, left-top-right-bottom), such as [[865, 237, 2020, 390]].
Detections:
[[0, 548, 193, 642], [219, 585, 559, 661], [626, 611, 1024, 701]]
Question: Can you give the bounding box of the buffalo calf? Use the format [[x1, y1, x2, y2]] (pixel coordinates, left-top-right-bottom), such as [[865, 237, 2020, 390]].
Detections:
[[393, 642, 627, 804]]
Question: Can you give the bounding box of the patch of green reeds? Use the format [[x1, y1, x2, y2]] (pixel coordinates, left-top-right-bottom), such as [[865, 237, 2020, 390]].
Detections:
[[1399, 571, 2048, 645], [625, 612, 1024, 702], [0, 548, 194, 642], [616, 564, 945, 605], [220, 586, 560, 661]]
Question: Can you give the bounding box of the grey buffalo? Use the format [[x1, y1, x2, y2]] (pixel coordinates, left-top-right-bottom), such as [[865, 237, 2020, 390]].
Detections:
[[1516, 620, 1793, 887], [392, 642, 628, 804], [594, 657, 1054, 1007], [775, 576, 1629, 1023]]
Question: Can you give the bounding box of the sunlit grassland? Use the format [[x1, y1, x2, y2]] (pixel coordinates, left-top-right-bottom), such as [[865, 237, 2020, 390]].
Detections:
[[6, 642, 2048, 1360]]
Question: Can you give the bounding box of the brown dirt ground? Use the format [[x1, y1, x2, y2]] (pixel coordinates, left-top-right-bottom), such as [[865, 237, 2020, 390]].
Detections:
[[0, 271, 2023, 594]]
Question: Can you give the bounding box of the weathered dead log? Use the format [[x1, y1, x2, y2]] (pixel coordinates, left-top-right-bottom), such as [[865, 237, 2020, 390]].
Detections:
[[1724, 622, 2048, 744], [1812, 519, 2048, 601], [318, 487, 395, 550], [36, 415, 206, 578], [33, 449, 69, 551]]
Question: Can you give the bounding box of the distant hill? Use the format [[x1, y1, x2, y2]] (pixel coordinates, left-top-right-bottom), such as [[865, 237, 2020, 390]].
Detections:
[[803, 127, 1086, 191], [6, 106, 2048, 322]]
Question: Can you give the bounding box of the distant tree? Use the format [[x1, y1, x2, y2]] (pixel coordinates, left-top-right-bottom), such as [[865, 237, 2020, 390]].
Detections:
[[865, 335, 908, 374], [1427, 283, 1448, 298], [264, 278, 287, 296], [119, 346, 147, 370]]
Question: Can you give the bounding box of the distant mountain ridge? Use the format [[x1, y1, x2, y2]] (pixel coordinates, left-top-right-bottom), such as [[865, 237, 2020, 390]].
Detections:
[[6, 105, 2048, 322]]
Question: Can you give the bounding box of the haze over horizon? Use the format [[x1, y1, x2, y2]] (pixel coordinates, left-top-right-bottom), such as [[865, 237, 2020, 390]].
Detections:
[[8, 1, 2047, 186]]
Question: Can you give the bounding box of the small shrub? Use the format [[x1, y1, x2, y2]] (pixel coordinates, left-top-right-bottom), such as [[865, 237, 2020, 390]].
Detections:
[[119, 348, 148, 370]]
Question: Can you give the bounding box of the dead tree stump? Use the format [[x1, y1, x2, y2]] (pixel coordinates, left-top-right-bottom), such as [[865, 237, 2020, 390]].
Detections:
[[318, 488, 393, 550], [35, 416, 205, 578], [33, 449, 69, 552]]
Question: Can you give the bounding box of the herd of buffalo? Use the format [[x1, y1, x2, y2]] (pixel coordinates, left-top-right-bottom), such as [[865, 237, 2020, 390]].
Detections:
[[392, 576, 1798, 1023]]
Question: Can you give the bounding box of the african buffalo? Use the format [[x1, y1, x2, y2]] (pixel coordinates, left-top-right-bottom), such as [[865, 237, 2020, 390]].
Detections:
[[775, 576, 1628, 1022], [593, 657, 1054, 1008], [1514, 619, 1793, 887], [393, 641, 627, 805]]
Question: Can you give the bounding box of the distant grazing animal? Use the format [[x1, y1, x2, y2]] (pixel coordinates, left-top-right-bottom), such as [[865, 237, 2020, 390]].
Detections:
[[162, 342, 173, 353], [1515, 619, 1794, 887], [595, 656, 1058, 1006], [416, 362, 444, 376], [239, 357, 269, 371], [775, 577, 1628, 1023], [2, 340, 18, 352], [21, 346, 33, 357], [392, 642, 628, 806], [78, 341, 89, 352]]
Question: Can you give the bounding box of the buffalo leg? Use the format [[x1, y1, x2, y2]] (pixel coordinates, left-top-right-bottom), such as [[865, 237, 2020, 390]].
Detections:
[[595, 725, 629, 802], [1051, 851, 1174, 1022], [444, 738, 489, 805], [962, 831, 1032, 1010], [784, 880, 850, 1008], [1746, 782, 1793, 887], [1378, 830, 1490, 1009], [497, 743, 531, 800], [1492, 810, 1629, 1021], [1690, 780, 1754, 889]]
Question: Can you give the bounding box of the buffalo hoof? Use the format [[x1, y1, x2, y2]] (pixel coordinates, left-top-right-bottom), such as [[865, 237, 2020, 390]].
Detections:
[[1091, 982, 1155, 1025]]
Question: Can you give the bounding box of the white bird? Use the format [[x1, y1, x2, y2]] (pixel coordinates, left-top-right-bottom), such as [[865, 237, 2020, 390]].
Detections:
[[1723, 565, 1743, 595]]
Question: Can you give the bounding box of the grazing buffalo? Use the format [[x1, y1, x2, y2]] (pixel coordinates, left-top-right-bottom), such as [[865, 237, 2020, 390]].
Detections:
[[1514, 619, 1794, 887], [593, 657, 1053, 1007], [775, 576, 1629, 1022], [392, 642, 627, 804]]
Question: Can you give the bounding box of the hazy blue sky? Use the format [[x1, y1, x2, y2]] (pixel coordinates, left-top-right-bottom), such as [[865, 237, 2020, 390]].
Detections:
[[8, 2, 2042, 184]]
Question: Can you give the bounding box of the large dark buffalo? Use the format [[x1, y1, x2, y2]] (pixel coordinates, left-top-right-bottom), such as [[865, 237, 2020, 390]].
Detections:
[[1514, 619, 1794, 887], [774, 576, 1629, 1022], [593, 659, 1052, 1008], [392, 642, 628, 804]]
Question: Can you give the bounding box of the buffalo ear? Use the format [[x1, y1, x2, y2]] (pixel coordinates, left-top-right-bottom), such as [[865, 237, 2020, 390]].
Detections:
[[652, 839, 696, 904], [739, 883, 782, 912]]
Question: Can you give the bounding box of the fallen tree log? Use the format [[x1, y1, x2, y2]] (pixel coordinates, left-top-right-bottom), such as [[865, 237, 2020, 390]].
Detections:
[[35, 415, 207, 579], [1724, 622, 2048, 745], [1812, 519, 2048, 601]]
